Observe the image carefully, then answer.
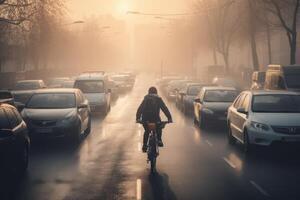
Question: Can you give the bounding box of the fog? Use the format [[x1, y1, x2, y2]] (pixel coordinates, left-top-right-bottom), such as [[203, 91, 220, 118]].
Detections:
[[0, 0, 298, 80]]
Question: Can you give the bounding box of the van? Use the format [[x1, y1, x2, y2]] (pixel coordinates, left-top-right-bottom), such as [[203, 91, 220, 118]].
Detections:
[[74, 72, 111, 113], [265, 65, 300, 91], [251, 71, 266, 90]]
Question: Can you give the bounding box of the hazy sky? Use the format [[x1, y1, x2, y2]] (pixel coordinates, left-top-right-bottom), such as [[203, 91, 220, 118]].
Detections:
[[67, 0, 191, 19]]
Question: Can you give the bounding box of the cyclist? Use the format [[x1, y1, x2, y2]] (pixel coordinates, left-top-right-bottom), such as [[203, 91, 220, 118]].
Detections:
[[136, 86, 172, 152]]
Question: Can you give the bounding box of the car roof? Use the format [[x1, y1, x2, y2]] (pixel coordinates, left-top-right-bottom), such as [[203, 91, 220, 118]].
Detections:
[[17, 80, 43, 83], [76, 73, 107, 81], [249, 90, 300, 95], [33, 88, 79, 94], [202, 86, 237, 91], [186, 82, 210, 87]]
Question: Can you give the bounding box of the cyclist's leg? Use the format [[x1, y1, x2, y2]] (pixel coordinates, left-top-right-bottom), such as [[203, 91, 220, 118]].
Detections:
[[142, 124, 149, 152], [157, 126, 163, 147]]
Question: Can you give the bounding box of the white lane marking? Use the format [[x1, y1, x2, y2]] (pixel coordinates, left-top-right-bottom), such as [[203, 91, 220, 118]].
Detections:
[[136, 179, 142, 200], [250, 180, 271, 197], [223, 157, 236, 169], [138, 142, 142, 152], [205, 140, 213, 147]]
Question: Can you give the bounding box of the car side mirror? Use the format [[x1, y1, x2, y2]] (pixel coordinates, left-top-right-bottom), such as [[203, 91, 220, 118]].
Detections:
[[78, 103, 88, 109], [237, 107, 248, 115], [15, 102, 25, 112]]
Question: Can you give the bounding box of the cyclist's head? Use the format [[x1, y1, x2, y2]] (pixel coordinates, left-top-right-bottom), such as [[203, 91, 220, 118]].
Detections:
[[148, 86, 158, 94]]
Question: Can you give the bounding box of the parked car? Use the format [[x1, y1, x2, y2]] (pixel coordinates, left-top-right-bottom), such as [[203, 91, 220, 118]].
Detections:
[[0, 103, 30, 174], [21, 89, 91, 144], [0, 90, 14, 106], [157, 76, 182, 94], [179, 83, 207, 115], [227, 90, 300, 153], [48, 77, 70, 88], [12, 80, 47, 104], [194, 87, 238, 129], [166, 79, 193, 101], [15, 80, 46, 91], [265, 65, 300, 91], [212, 77, 241, 91], [74, 73, 111, 114], [110, 74, 134, 91], [251, 71, 266, 90]]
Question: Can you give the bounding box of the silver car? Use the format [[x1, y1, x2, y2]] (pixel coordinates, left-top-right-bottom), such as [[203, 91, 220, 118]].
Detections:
[[21, 88, 91, 145], [227, 90, 300, 153]]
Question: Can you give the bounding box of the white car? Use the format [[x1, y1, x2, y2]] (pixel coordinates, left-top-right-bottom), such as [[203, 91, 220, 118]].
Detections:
[[74, 72, 111, 114], [227, 90, 300, 152]]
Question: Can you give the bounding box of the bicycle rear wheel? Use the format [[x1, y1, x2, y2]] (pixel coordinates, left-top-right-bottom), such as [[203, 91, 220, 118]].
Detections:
[[150, 157, 156, 173]]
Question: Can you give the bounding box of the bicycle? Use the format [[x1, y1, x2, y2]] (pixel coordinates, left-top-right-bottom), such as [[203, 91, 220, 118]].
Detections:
[[138, 121, 169, 174]]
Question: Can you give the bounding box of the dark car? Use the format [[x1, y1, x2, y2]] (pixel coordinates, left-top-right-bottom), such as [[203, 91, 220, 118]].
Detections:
[[194, 87, 238, 129], [179, 83, 207, 115], [0, 103, 30, 174], [21, 88, 91, 144], [12, 80, 47, 105]]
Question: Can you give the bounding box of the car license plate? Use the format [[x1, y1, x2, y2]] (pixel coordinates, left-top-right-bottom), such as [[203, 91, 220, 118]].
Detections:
[[37, 128, 52, 134]]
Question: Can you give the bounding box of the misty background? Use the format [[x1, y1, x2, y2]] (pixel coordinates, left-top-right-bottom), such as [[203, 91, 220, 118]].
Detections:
[[0, 0, 298, 78]]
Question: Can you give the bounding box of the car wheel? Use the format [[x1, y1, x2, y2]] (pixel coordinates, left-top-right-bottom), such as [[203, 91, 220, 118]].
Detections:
[[243, 130, 253, 154], [71, 124, 81, 145], [85, 116, 91, 135], [227, 123, 236, 145], [199, 113, 206, 129]]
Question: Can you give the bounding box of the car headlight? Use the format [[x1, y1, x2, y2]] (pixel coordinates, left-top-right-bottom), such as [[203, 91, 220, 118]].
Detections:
[[202, 108, 214, 115], [250, 121, 269, 131], [61, 112, 77, 124]]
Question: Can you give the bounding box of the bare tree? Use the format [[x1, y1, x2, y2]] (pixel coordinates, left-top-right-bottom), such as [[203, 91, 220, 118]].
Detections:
[[0, 0, 34, 25], [263, 0, 300, 64], [195, 0, 243, 72]]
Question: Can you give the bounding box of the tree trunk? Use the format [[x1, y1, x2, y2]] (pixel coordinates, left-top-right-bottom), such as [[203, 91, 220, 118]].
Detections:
[[248, 0, 259, 70], [213, 48, 218, 65], [290, 33, 297, 65], [223, 52, 229, 74], [250, 34, 259, 70], [266, 24, 272, 64]]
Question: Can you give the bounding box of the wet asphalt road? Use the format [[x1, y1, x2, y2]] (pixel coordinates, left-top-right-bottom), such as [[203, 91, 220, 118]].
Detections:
[[2, 76, 300, 200]]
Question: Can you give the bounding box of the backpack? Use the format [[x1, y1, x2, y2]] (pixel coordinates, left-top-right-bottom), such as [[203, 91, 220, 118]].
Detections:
[[143, 95, 159, 120]]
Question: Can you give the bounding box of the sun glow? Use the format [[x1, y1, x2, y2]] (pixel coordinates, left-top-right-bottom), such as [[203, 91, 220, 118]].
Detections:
[[116, 1, 130, 16]]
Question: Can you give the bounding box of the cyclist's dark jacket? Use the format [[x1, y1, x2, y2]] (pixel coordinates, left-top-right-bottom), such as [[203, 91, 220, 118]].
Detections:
[[136, 94, 172, 123]]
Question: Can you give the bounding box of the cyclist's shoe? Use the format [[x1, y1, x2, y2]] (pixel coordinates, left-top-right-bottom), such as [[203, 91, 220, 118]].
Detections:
[[142, 144, 147, 153], [158, 140, 164, 147]]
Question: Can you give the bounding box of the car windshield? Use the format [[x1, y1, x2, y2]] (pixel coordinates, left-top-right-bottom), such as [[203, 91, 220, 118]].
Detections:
[[204, 90, 238, 102], [187, 85, 202, 96], [15, 82, 40, 90], [26, 93, 75, 109], [285, 74, 300, 89], [252, 94, 300, 113], [74, 80, 104, 93]]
